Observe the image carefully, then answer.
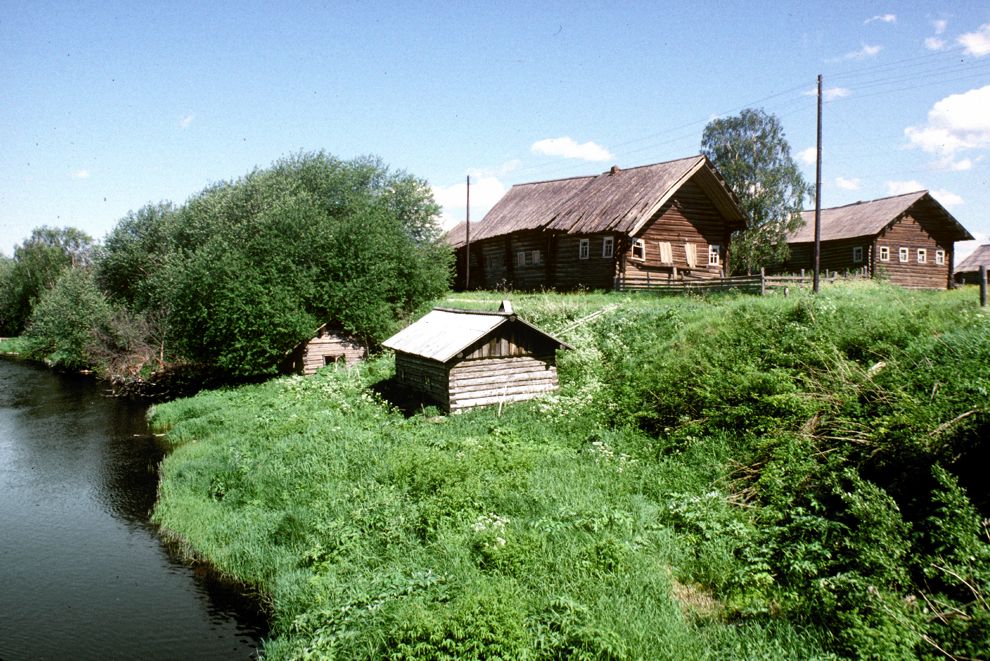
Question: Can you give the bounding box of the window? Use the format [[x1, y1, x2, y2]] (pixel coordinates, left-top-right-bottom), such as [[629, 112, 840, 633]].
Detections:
[[485, 254, 504, 270], [852, 246, 863, 263], [579, 238, 590, 260], [516, 250, 542, 267], [631, 239, 646, 261], [658, 241, 673, 264], [708, 244, 721, 266], [685, 242, 698, 269], [324, 355, 342, 366], [898, 247, 909, 263], [917, 248, 927, 264], [935, 249, 945, 265], [602, 236, 614, 258], [879, 246, 890, 262]]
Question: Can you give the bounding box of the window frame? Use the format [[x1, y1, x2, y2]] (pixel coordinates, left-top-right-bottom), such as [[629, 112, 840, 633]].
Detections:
[[578, 238, 590, 260], [631, 238, 646, 261], [852, 246, 863, 264], [917, 248, 927, 264], [658, 241, 673, 265], [879, 246, 890, 262], [935, 249, 945, 265], [602, 236, 614, 258], [898, 247, 909, 263], [708, 243, 721, 267]]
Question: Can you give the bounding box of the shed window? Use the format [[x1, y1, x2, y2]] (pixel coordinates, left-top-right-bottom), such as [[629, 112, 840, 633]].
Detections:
[[631, 239, 646, 261], [579, 238, 590, 260], [917, 248, 927, 264], [708, 244, 721, 267], [935, 249, 945, 265], [658, 241, 673, 264], [852, 246, 863, 263], [685, 243, 698, 269], [879, 246, 890, 262], [898, 247, 909, 263], [324, 355, 342, 366], [602, 236, 614, 258]]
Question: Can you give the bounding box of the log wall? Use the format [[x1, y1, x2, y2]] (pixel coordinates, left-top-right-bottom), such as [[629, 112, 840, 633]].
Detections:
[[875, 213, 954, 289], [624, 180, 732, 280], [394, 352, 451, 409], [448, 355, 558, 412]]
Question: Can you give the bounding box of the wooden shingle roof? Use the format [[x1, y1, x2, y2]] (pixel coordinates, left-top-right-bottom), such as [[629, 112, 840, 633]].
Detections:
[[788, 191, 973, 243], [447, 156, 745, 247], [955, 244, 990, 274], [382, 303, 570, 363]]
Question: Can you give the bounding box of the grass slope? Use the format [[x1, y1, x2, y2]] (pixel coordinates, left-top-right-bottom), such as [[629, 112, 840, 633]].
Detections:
[[150, 283, 990, 659]]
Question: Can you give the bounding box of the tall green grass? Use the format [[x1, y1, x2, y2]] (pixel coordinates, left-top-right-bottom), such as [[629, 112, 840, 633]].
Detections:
[[150, 283, 989, 659]]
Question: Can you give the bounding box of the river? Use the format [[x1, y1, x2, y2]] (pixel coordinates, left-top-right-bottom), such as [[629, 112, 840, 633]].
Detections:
[[0, 359, 267, 660]]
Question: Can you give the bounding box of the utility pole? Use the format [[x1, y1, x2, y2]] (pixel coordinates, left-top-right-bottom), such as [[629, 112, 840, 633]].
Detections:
[[465, 175, 471, 290], [813, 74, 823, 294]]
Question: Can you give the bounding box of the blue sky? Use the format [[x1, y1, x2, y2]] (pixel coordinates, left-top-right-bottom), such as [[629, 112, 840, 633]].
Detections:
[[3, 2, 989, 262]]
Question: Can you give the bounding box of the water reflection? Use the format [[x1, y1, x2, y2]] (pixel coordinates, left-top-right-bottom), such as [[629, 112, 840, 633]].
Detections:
[[0, 359, 266, 660]]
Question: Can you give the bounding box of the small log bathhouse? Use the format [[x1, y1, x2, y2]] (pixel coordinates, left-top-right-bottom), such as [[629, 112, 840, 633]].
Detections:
[[381, 302, 570, 413], [282, 324, 366, 375], [955, 244, 990, 285], [447, 156, 747, 291], [782, 191, 973, 289]]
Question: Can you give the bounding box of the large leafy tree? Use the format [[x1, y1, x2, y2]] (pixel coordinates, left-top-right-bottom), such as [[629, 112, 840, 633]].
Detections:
[[701, 109, 812, 273], [1, 226, 96, 334], [100, 151, 451, 377]]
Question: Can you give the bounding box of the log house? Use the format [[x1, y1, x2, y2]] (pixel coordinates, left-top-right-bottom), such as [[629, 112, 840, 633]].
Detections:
[[783, 191, 973, 290], [447, 156, 746, 291]]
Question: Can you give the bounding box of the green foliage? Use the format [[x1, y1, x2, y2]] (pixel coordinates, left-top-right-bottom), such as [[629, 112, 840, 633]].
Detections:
[[98, 152, 451, 377], [701, 108, 812, 273], [150, 285, 990, 659], [23, 267, 114, 369], [1, 226, 96, 335]]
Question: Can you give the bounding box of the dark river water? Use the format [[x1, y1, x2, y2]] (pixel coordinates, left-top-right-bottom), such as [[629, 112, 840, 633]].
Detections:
[[0, 359, 267, 660]]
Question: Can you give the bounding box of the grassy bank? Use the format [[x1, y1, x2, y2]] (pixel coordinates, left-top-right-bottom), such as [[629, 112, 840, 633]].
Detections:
[[0, 336, 30, 355], [150, 283, 990, 659]]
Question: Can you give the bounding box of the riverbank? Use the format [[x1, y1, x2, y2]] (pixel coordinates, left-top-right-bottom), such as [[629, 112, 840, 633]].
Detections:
[[148, 285, 990, 658]]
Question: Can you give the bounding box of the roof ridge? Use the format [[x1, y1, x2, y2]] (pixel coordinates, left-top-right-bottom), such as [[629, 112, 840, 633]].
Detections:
[[803, 190, 928, 214], [510, 154, 703, 188]]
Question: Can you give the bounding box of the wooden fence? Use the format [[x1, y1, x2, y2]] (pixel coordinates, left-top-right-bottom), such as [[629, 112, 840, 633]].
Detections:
[[615, 267, 871, 296]]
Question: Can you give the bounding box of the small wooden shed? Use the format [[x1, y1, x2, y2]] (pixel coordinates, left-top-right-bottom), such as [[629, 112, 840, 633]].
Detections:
[[282, 324, 366, 375], [382, 301, 570, 413]]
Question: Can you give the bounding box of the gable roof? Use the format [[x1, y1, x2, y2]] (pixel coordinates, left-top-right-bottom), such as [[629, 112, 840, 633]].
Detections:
[[955, 244, 990, 273], [788, 191, 973, 243], [382, 303, 570, 363], [447, 156, 745, 247]]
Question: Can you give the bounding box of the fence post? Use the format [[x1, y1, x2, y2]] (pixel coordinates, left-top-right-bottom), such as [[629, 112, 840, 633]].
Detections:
[[760, 268, 766, 296], [981, 265, 987, 308]]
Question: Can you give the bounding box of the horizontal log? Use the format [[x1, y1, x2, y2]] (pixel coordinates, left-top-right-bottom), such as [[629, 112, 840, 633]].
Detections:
[[451, 378, 558, 397]]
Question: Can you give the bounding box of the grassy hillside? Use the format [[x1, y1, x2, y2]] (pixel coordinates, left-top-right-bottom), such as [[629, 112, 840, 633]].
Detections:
[[149, 283, 990, 659]]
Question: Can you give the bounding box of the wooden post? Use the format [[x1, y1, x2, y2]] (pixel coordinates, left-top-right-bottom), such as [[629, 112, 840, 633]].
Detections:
[[980, 265, 987, 307], [465, 175, 471, 290], [760, 267, 766, 296], [813, 74, 823, 294]]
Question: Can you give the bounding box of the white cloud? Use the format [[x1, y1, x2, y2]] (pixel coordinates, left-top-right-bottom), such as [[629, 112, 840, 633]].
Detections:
[[931, 188, 964, 207], [531, 136, 613, 162], [904, 84, 990, 168], [864, 14, 896, 25], [885, 180, 925, 195], [803, 86, 851, 101], [179, 113, 195, 129], [798, 147, 818, 166], [831, 44, 882, 61], [432, 175, 508, 230], [835, 176, 861, 190], [955, 232, 988, 266], [933, 19, 948, 35], [882, 182, 963, 207], [71, 169, 90, 179], [959, 23, 990, 56], [924, 37, 947, 51]]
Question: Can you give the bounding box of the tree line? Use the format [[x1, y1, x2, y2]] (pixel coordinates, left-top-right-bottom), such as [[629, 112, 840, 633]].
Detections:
[[0, 152, 452, 382]]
